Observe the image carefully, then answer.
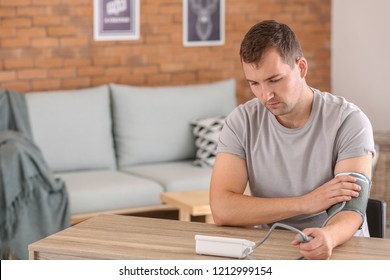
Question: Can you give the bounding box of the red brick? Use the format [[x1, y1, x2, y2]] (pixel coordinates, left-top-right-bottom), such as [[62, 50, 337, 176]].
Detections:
[[93, 57, 121, 66], [1, 37, 30, 48], [4, 58, 33, 69], [145, 35, 171, 44], [133, 65, 159, 76], [77, 66, 105, 77], [33, 0, 61, 5], [0, 0, 31, 7], [16, 6, 46, 16], [171, 72, 197, 84], [63, 58, 91, 67], [31, 38, 59, 48], [160, 62, 185, 72], [60, 37, 89, 47], [48, 27, 78, 37], [65, 0, 90, 4], [1, 81, 31, 92], [0, 71, 16, 82], [141, 5, 159, 14], [101, 46, 132, 56], [159, 4, 181, 15], [0, 27, 15, 38], [91, 76, 121, 86], [0, 7, 16, 18], [48, 67, 76, 78], [1, 17, 31, 27], [35, 58, 64, 68], [0, 49, 22, 60], [146, 73, 172, 85], [17, 27, 46, 38], [18, 69, 47, 79], [104, 67, 132, 77], [33, 16, 61, 26], [118, 75, 145, 86], [198, 69, 225, 81], [61, 77, 91, 89], [21, 47, 52, 58], [143, 14, 174, 25], [32, 79, 61, 91], [73, 6, 92, 17]]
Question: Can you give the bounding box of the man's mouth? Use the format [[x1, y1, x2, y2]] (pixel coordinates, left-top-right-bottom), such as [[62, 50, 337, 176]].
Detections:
[[266, 101, 280, 108]]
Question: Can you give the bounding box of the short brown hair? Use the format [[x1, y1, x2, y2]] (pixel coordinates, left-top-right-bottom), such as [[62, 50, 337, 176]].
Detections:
[[240, 20, 303, 67]]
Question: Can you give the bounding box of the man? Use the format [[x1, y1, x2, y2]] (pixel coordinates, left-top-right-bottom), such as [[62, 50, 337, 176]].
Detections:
[[210, 20, 375, 260]]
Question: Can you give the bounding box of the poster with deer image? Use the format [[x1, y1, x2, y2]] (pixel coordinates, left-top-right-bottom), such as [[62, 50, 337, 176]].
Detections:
[[94, 0, 140, 41], [183, 0, 225, 46]]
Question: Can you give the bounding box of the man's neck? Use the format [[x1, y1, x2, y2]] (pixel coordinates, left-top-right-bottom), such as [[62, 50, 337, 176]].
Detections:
[[276, 85, 314, 129]]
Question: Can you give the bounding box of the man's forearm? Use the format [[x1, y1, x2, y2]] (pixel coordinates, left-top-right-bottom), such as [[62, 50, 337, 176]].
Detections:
[[322, 210, 363, 248], [211, 191, 304, 226]]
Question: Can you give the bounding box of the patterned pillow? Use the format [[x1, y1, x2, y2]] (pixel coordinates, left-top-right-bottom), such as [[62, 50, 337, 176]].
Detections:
[[191, 116, 225, 167]]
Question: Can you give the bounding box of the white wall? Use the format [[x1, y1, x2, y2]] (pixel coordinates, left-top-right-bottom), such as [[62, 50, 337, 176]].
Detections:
[[332, 0, 390, 131]]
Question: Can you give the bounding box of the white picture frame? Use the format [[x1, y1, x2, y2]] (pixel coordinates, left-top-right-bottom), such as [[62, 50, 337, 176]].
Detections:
[[94, 0, 140, 41], [183, 0, 225, 47]]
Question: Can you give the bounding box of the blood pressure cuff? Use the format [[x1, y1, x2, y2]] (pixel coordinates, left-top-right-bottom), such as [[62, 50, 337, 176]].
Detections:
[[327, 172, 371, 221]]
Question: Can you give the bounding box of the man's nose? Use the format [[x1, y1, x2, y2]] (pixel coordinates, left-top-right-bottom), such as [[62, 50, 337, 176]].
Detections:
[[261, 84, 274, 101]]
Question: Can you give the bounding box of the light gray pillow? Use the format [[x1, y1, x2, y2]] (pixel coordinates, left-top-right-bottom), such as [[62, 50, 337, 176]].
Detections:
[[25, 85, 116, 172], [110, 79, 236, 168]]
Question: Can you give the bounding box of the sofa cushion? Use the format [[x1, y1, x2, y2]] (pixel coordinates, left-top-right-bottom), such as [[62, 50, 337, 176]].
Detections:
[[191, 116, 225, 167], [56, 170, 164, 215], [25, 85, 116, 172], [121, 160, 213, 193], [110, 79, 236, 168]]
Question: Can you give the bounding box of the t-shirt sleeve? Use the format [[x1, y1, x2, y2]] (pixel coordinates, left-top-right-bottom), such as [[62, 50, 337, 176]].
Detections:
[[216, 107, 247, 160], [335, 110, 375, 163]]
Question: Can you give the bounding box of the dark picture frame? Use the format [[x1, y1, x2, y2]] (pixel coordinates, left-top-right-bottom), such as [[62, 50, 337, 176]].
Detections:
[[183, 0, 225, 47], [94, 0, 140, 41]]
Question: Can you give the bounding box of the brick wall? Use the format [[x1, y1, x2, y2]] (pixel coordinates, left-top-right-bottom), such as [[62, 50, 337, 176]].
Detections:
[[0, 0, 330, 104]]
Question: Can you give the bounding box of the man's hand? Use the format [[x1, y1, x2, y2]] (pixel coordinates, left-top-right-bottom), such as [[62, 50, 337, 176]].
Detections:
[[291, 227, 333, 260], [300, 175, 361, 215], [290, 208, 363, 260]]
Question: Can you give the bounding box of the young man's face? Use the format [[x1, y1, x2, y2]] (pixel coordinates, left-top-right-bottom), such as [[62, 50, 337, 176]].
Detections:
[[242, 48, 306, 119]]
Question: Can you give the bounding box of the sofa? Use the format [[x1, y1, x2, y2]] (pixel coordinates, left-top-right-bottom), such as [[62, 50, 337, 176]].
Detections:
[[24, 79, 237, 224]]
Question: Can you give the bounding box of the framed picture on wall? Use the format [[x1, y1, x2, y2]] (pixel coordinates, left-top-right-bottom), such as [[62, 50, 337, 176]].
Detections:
[[94, 0, 140, 41], [183, 0, 225, 47]]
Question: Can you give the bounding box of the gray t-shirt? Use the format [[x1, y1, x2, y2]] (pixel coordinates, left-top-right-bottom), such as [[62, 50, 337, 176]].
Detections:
[[217, 88, 375, 235]]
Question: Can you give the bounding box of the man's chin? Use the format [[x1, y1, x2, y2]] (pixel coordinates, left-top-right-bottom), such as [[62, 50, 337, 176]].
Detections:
[[266, 106, 289, 117], [266, 106, 281, 114]]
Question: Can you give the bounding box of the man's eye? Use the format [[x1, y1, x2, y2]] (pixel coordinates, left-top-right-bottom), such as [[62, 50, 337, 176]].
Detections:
[[270, 78, 282, 83], [249, 82, 258, 86]]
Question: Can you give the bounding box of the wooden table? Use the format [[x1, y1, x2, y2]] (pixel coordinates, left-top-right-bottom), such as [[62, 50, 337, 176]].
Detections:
[[160, 189, 213, 223], [29, 214, 390, 260]]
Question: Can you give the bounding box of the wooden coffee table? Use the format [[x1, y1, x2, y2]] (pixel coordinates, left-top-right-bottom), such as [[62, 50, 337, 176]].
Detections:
[[160, 189, 213, 223]]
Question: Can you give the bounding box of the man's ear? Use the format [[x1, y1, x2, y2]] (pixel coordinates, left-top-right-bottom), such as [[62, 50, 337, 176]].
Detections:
[[297, 57, 308, 78]]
